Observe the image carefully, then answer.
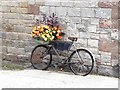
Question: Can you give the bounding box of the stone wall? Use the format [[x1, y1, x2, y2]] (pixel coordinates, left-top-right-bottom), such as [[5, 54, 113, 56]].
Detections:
[[0, 2, 2, 69], [1, 0, 119, 77]]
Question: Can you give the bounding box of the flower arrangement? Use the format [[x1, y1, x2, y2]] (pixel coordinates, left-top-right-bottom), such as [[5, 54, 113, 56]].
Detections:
[[31, 13, 64, 43]]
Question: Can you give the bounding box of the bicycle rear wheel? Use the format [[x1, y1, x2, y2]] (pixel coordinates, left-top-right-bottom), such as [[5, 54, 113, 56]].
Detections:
[[69, 49, 94, 76], [31, 45, 52, 70]]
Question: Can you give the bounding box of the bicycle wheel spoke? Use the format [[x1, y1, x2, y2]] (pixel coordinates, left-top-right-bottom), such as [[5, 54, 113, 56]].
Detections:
[[69, 49, 94, 76], [31, 45, 52, 70]]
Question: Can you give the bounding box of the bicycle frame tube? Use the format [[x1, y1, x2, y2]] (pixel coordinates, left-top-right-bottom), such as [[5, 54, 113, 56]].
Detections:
[[70, 41, 84, 64]]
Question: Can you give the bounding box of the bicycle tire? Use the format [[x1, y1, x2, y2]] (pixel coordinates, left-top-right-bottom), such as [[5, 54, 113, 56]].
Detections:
[[30, 45, 52, 70], [69, 49, 94, 76]]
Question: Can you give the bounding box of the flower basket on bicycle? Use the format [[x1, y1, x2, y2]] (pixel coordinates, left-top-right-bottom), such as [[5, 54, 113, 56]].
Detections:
[[31, 13, 65, 44]]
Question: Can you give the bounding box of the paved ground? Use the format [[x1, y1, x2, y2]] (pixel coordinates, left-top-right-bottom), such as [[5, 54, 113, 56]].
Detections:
[[0, 70, 118, 88]]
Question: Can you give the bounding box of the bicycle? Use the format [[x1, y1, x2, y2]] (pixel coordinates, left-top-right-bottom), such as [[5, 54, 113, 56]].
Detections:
[[30, 37, 94, 76]]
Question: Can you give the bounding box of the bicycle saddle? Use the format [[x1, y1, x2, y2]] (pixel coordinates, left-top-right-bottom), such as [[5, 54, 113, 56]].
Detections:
[[68, 37, 78, 41]]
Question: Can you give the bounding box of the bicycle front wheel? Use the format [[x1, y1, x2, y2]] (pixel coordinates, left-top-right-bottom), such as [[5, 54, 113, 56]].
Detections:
[[31, 45, 52, 70], [69, 49, 94, 76]]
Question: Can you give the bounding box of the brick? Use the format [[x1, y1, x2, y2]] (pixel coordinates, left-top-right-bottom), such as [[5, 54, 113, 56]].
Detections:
[[111, 6, 118, 19], [99, 19, 118, 29], [40, 6, 49, 15], [88, 39, 99, 48], [28, 5, 39, 15], [98, 1, 118, 8], [45, 0, 60, 6], [99, 38, 118, 52], [74, 1, 90, 7], [81, 8, 95, 18], [95, 8, 111, 19], [88, 25, 97, 33], [68, 8, 80, 17], [56, 7, 67, 17]]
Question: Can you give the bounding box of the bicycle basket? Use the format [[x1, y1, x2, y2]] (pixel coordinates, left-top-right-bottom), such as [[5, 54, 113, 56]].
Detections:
[[50, 41, 73, 51]]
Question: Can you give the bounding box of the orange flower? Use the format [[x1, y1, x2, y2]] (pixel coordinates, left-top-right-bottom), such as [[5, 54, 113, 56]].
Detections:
[[57, 36, 62, 39]]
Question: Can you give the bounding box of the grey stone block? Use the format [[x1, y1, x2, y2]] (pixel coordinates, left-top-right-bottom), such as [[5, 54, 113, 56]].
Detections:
[[19, 14, 34, 20], [77, 39, 87, 47], [6, 32, 18, 40], [14, 40, 26, 48], [79, 32, 90, 39], [17, 55, 28, 62], [88, 25, 97, 33], [7, 47, 17, 54], [90, 33, 99, 40], [81, 8, 95, 18], [0, 38, 2, 46], [14, 25, 26, 33], [95, 8, 111, 19], [17, 48, 25, 55], [74, 1, 90, 8], [88, 39, 98, 48], [56, 7, 67, 17], [3, 13, 19, 19], [68, 8, 81, 17], [61, 1, 74, 7], [98, 65, 119, 77], [5, 40, 14, 47], [45, 0, 60, 6], [40, 6, 50, 15], [6, 54, 17, 62], [89, 0, 98, 7], [49, 7, 56, 15]]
